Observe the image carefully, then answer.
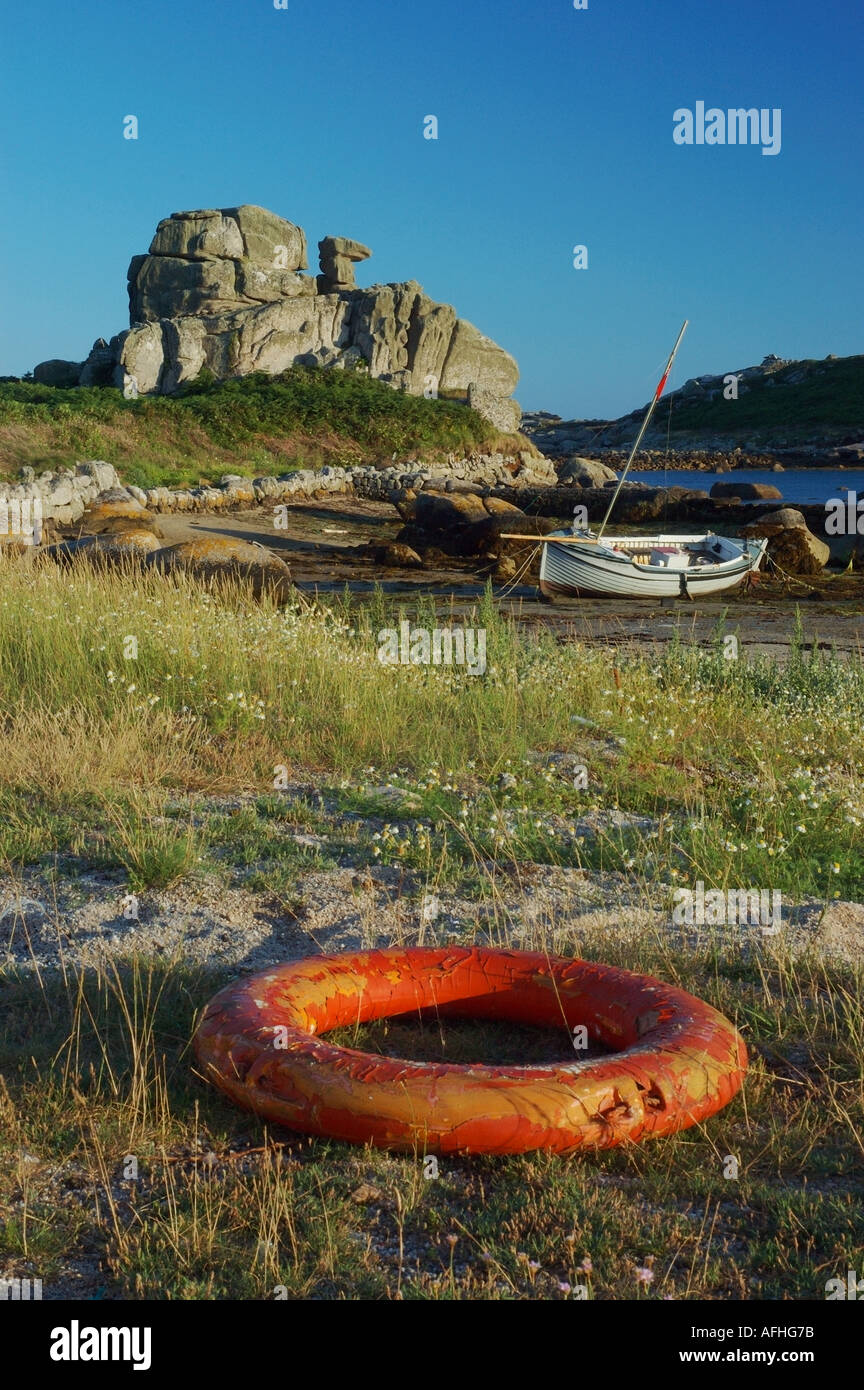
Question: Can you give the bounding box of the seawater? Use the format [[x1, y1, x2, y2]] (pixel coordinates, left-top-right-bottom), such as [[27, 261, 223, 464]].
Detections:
[[626, 468, 864, 507]]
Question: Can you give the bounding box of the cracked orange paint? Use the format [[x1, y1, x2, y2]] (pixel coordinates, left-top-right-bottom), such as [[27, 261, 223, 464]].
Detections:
[[193, 947, 747, 1155]]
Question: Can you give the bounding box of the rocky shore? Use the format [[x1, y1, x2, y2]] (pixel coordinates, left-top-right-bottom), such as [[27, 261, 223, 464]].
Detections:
[[520, 416, 864, 472], [4, 440, 849, 588]]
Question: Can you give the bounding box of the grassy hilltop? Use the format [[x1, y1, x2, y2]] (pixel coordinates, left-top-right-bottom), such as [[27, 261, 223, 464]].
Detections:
[[633, 354, 864, 446], [0, 366, 510, 489]]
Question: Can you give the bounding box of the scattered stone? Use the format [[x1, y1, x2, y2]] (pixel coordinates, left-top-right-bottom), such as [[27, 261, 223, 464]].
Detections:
[[0, 895, 49, 930], [816, 900, 864, 957], [350, 1184, 383, 1205], [363, 785, 423, 813], [420, 894, 442, 926]]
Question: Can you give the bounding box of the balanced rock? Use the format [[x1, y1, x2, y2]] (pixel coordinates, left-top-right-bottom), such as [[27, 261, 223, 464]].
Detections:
[[318, 236, 371, 291], [150, 536, 292, 600], [129, 206, 312, 321]]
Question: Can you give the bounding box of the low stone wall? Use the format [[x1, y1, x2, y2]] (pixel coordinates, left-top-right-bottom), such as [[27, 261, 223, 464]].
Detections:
[[130, 452, 557, 514], [2, 462, 120, 527], [3, 455, 559, 531]]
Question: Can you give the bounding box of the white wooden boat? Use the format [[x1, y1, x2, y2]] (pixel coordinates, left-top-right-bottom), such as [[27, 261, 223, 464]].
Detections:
[[538, 530, 768, 599], [511, 320, 770, 600]]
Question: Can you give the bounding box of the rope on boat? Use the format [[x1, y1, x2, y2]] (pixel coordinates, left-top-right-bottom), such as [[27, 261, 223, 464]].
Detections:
[[764, 551, 852, 593], [494, 539, 543, 597]]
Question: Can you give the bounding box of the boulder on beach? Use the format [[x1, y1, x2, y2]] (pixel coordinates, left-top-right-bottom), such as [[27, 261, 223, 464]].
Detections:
[[742, 508, 830, 574], [481, 496, 526, 519], [149, 536, 292, 600], [45, 529, 164, 567], [414, 491, 489, 528], [80, 498, 165, 537], [377, 542, 424, 569]]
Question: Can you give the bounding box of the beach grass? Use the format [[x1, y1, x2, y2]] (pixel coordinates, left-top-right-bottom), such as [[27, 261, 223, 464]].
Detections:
[[0, 559, 862, 1299]]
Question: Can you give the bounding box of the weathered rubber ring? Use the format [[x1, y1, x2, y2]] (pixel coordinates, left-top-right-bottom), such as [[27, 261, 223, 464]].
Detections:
[[194, 946, 747, 1155]]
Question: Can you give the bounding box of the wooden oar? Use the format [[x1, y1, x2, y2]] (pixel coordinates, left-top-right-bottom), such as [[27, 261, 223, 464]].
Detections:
[[499, 533, 601, 544]]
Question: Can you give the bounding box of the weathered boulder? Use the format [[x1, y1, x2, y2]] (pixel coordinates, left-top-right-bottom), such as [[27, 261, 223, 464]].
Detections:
[[481, 496, 525, 519], [439, 318, 519, 399], [709, 481, 783, 500], [33, 359, 83, 388], [79, 499, 163, 536], [557, 457, 619, 487], [46, 530, 164, 567], [150, 536, 292, 600], [750, 506, 809, 529], [415, 491, 489, 528], [87, 515, 167, 540], [467, 383, 521, 435], [377, 542, 424, 568], [742, 508, 830, 573], [80, 337, 126, 387], [129, 206, 311, 321], [393, 491, 532, 567]]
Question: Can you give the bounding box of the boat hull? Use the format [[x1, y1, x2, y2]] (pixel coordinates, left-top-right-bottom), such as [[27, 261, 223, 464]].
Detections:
[[538, 534, 768, 600]]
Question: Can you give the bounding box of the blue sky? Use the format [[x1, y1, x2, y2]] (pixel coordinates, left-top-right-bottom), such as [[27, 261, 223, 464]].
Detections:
[[1, 0, 861, 417]]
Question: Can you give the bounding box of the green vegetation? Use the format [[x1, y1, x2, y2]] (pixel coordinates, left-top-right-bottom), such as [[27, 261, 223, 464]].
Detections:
[[0, 567, 861, 899], [0, 367, 502, 488], [661, 355, 864, 442]]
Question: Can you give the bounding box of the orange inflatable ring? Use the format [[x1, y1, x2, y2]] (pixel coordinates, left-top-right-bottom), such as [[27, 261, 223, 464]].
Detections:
[[194, 947, 747, 1155]]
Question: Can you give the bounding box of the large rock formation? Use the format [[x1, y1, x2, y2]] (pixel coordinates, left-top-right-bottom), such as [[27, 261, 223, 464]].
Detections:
[[35, 205, 520, 432]]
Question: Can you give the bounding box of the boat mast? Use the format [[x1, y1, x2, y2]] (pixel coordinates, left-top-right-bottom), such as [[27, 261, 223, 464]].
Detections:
[[596, 319, 689, 541]]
